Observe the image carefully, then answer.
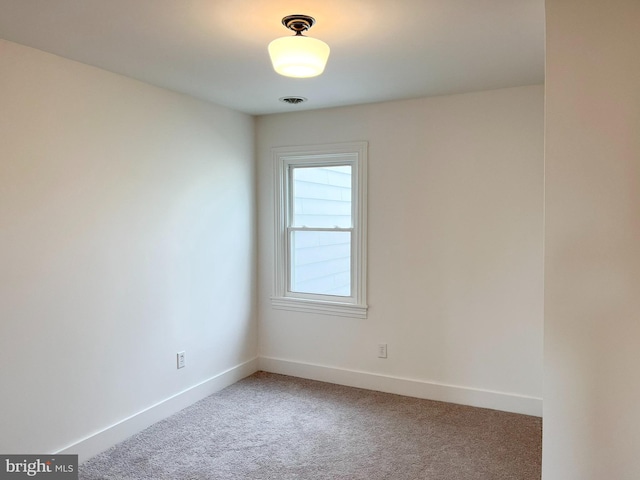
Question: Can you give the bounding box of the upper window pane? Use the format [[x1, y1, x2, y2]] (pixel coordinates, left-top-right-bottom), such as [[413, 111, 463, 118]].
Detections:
[[292, 165, 352, 228]]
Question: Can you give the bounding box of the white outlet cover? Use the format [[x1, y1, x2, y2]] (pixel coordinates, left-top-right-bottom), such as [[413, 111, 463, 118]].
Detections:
[[177, 351, 186, 369]]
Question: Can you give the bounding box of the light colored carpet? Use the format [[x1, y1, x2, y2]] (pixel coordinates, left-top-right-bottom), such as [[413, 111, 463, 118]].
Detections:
[[79, 372, 541, 479]]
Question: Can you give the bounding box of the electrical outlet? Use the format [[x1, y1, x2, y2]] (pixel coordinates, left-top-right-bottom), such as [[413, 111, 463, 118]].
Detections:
[[377, 343, 388, 359], [177, 351, 186, 369]]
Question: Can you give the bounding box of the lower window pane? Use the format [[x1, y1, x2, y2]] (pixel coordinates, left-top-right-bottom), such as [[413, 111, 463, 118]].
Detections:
[[290, 230, 351, 296]]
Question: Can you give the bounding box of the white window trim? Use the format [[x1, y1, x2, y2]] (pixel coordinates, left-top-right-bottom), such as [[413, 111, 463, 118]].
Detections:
[[272, 142, 368, 319]]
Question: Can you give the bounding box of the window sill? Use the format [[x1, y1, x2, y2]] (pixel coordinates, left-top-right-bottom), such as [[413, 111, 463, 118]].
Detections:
[[271, 297, 368, 319]]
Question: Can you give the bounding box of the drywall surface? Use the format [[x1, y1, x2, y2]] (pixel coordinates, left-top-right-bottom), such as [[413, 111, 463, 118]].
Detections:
[[543, 0, 640, 478], [0, 40, 257, 454], [256, 85, 544, 411]]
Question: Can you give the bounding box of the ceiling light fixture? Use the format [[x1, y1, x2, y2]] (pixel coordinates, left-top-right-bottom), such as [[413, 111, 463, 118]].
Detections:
[[268, 14, 330, 78]]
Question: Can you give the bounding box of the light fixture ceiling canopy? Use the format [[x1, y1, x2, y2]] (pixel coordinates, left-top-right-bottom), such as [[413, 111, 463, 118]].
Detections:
[[281, 14, 315, 34]]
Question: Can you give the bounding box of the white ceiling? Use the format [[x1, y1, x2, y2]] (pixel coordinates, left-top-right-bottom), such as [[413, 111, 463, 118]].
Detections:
[[0, 0, 545, 115]]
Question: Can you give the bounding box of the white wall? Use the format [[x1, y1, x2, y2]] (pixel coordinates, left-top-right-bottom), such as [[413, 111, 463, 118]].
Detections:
[[257, 85, 544, 414], [0, 40, 257, 457], [543, 0, 640, 478]]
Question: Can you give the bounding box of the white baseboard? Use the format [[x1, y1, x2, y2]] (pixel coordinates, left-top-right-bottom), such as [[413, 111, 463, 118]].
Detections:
[[259, 356, 542, 417], [54, 356, 540, 464], [56, 357, 259, 463]]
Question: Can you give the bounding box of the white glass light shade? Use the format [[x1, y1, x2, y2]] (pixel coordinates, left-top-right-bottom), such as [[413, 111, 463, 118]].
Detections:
[[268, 35, 330, 78]]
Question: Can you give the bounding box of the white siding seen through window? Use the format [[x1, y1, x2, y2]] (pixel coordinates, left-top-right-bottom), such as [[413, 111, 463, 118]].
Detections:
[[291, 165, 352, 296]]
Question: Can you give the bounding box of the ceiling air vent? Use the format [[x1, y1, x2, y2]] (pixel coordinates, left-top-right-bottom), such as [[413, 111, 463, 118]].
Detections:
[[279, 96, 307, 105]]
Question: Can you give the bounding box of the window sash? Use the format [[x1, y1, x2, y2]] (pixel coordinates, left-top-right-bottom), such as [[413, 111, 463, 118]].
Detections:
[[287, 227, 354, 298], [289, 164, 353, 229], [286, 162, 355, 302]]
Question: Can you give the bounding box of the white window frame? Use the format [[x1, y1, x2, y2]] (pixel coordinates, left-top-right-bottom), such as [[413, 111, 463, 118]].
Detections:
[[272, 142, 368, 318]]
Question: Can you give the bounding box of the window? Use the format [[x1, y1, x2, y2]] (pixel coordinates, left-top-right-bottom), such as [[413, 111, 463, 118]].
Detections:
[[272, 142, 368, 318]]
